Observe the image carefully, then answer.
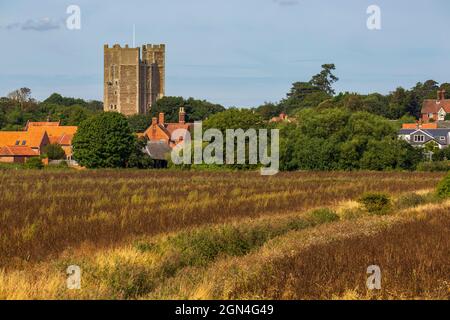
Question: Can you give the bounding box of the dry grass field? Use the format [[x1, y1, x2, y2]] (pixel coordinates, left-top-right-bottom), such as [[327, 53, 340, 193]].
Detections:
[[0, 170, 448, 300]]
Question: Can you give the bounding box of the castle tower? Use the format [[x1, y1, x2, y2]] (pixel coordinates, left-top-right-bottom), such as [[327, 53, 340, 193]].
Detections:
[[142, 44, 166, 106], [103, 43, 165, 116]]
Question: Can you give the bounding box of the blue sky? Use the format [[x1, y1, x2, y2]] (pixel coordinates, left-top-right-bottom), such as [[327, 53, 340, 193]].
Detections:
[[1, 0, 449, 107]]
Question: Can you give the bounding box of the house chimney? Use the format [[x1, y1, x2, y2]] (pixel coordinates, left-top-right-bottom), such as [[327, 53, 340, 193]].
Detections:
[[159, 112, 165, 125], [152, 117, 157, 125], [179, 107, 186, 124]]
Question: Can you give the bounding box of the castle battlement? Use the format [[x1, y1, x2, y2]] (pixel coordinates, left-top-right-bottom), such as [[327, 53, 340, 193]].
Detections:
[[104, 44, 138, 50], [143, 44, 165, 50]]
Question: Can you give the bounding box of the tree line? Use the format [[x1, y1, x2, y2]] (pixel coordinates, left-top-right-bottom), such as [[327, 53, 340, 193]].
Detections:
[[3, 63, 450, 171]]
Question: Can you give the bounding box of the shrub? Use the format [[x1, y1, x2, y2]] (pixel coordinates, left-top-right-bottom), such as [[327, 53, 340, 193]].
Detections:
[[105, 262, 154, 299], [417, 161, 450, 172], [307, 208, 340, 224], [24, 157, 44, 170], [436, 173, 450, 198], [42, 144, 66, 160], [358, 192, 391, 215], [395, 193, 426, 210]]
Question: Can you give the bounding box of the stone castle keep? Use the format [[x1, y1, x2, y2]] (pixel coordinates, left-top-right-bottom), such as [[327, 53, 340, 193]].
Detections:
[[103, 44, 165, 116]]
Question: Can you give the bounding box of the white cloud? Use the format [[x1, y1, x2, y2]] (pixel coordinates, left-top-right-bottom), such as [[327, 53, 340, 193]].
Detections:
[[3, 17, 62, 31]]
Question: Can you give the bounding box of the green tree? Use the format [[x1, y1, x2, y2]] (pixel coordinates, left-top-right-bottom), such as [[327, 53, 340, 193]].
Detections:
[[72, 112, 135, 168], [127, 138, 154, 169], [280, 82, 330, 113], [42, 144, 66, 160], [309, 64, 339, 95], [360, 138, 421, 171], [280, 108, 418, 171], [66, 105, 93, 126], [43, 93, 86, 107], [127, 114, 153, 133], [150, 96, 225, 123], [203, 108, 266, 132], [254, 102, 283, 120]]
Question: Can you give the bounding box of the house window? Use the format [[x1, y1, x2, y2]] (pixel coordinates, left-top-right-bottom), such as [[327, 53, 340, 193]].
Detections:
[[428, 113, 434, 119], [22, 141, 26, 145], [414, 135, 425, 142], [15, 140, 20, 145], [440, 136, 446, 141]]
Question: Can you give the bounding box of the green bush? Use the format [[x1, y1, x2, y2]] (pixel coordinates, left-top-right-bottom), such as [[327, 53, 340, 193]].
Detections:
[[417, 161, 450, 172], [24, 157, 43, 170], [436, 173, 450, 198], [358, 192, 392, 215], [105, 262, 154, 299], [42, 144, 66, 160], [307, 208, 340, 224], [395, 193, 426, 209]]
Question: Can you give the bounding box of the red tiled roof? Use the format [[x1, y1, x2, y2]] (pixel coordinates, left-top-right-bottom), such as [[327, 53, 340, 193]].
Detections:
[[165, 123, 193, 136], [0, 146, 38, 156], [60, 134, 74, 145], [24, 121, 60, 130], [421, 99, 450, 114], [402, 123, 438, 129], [0, 131, 48, 149], [28, 126, 77, 146]]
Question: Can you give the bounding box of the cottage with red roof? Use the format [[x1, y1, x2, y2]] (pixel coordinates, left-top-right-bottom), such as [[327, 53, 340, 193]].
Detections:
[[26, 124, 78, 160], [421, 90, 450, 122], [0, 131, 49, 163], [143, 108, 193, 146], [0, 122, 78, 164], [142, 107, 193, 161]]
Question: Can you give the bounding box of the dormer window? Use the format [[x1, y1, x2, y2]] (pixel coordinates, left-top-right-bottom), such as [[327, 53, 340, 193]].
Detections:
[[413, 135, 425, 142], [440, 136, 446, 141]]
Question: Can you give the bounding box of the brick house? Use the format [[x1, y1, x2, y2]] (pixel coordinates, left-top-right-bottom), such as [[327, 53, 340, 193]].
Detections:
[[0, 122, 78, 163], [0, 131, 49, 163], [0, 146, 39, 163], [421, 90, 450, 122], [141, 107, 193, 162], [143, 107, 193, 147], [26, 124, 78, 160]]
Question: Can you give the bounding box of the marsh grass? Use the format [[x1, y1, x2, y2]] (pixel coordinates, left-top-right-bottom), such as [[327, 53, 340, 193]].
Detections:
[[0, 170, 442, 268], [0, 170, 446, 300]]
